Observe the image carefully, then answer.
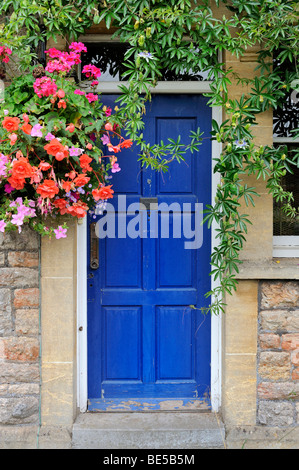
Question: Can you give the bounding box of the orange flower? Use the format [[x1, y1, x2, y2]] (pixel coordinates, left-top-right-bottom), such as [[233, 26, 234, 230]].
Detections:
[[58, 100, 66, 109], [21, 123, 32, 135], [67, 201, 88, 218], [11, 157, 33, 179], [92, 185, 114, 201], [62, 180, 73, 192], [120, 139, 133, 149], [79, 154, 93, 172], [53, 198, 68, 215], [8, 175, 25, 190], [44, 139, 65, 157], [39, 161, 51, 171], [74, 173, 90, 187], [2, 116, 20, 132], [36, 179, 59, 199]]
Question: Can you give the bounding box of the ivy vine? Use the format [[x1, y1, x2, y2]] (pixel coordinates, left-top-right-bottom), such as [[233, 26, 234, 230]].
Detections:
[[0, 0, 298, 315]]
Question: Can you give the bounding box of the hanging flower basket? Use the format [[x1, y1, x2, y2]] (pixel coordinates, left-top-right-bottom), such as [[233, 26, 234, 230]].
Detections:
[[0, 41, 132, 239]]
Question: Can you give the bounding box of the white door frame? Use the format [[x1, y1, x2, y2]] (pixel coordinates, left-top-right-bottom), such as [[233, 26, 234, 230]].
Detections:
[[76, 45, 222, 412]]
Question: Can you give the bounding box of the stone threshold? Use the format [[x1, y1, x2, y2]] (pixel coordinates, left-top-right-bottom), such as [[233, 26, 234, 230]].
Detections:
[[71, 411, 226, 449]]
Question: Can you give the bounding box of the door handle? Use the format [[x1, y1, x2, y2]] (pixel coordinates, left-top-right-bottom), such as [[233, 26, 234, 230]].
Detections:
[[90, 222, 99, 270]]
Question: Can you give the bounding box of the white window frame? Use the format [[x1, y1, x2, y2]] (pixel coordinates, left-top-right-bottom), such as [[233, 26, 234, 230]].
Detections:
[[272, 136, 299, 257], [76, 35, 223, 413]]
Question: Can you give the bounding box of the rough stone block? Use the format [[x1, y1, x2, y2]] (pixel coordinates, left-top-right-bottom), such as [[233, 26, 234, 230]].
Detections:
[[13, 288, 39, 309], [258, 401, 294, 426], [15, 309, 39, 336], [258, 351, 291, 380], [261, 282, 299, 309], [0, 289, 12, 336], [0, 362, 39, 384], [0, 337, 39, 362], [8, 251, 39, 268], [0, 268, 38, 288], [0, 396, 39, 424]]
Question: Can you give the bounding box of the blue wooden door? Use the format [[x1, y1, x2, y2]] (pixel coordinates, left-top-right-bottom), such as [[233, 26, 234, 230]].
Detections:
[[87, 94, 211, 410]]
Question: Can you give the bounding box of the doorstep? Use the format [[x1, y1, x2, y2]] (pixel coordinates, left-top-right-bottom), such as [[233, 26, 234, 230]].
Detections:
[[71, 411, 226, 449]]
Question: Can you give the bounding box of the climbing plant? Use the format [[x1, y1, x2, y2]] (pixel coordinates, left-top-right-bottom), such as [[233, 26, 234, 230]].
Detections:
[[0, 0, 298, 315]]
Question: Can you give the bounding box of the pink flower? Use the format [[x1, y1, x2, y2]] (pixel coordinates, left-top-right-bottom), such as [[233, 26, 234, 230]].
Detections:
[[69, 42, 87, 53], [69, 146, 84, 157], [111, 163, 121, 173], [34, 76, 57, 98], [4, 183, 13, 193], [31, 124, 43, 137], [105, 106, 112, 117], [8, 133, 18, 145], [0, 46, 12, 63], [74, 89, 85, 95], [45, 58, 72, 74], [45, 132, 55, 141], [0, 220, 6, 232], [104, 123, 113, 131], [57, 89, 65, 98], [101, 134, 110, 145], [11, 212, 24, 227], [54, 225, 67, 239], [85, 93, 98, 103], [45, 48, 63, 59], [82, 64, 101, 79], [0, 153, 9, 177]]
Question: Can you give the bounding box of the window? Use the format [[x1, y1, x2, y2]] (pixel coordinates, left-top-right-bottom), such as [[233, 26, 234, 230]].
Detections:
[[79, 41, 214, 82], [272, 54, 299, 256]]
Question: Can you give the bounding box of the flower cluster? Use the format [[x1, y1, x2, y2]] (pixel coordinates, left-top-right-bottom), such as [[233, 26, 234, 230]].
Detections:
[[0, 45, 12, 63], [0, 42, 133, 239]]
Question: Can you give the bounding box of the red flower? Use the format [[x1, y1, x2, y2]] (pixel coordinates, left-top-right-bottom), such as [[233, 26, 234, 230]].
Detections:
[[108, 143, 121, 153], [8, 175, 25, 190], [120, 139, 133, 149], [36, 179, 59, 199], [74, 174, 90, 187], [39, 161, 51, 171], [11, 157, 33, 179], [62, 180, 73, 192], [66, 123, 75, 133], [92, 185, 114, 201], [44, 139, 65, 157], [2, 116, 20, 132], [67, 201, 88, 218], [21, 123, 32, 135], [79, 154, 92, 172], [53, 198, 68, 215]]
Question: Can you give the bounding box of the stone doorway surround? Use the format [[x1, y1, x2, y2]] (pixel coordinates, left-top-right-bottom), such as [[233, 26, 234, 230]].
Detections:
[[35, 35, 299, 449]]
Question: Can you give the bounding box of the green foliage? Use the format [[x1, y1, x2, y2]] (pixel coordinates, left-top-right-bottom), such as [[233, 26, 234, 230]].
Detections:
[[0, 0, 298, 314]]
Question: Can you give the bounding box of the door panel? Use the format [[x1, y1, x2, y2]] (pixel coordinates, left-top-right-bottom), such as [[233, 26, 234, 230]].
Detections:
[[87, 94, 211, 410]]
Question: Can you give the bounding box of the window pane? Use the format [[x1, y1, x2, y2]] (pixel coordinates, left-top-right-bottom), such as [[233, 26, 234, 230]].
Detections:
[[80, 42, 213, 82], [273, 54, 299, 138], [273, 144, 299, 235]]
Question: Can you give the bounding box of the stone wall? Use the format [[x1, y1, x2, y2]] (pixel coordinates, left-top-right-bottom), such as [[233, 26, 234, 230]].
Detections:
[[258, 281, 299, 427], [0, 227, 40, 448]]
